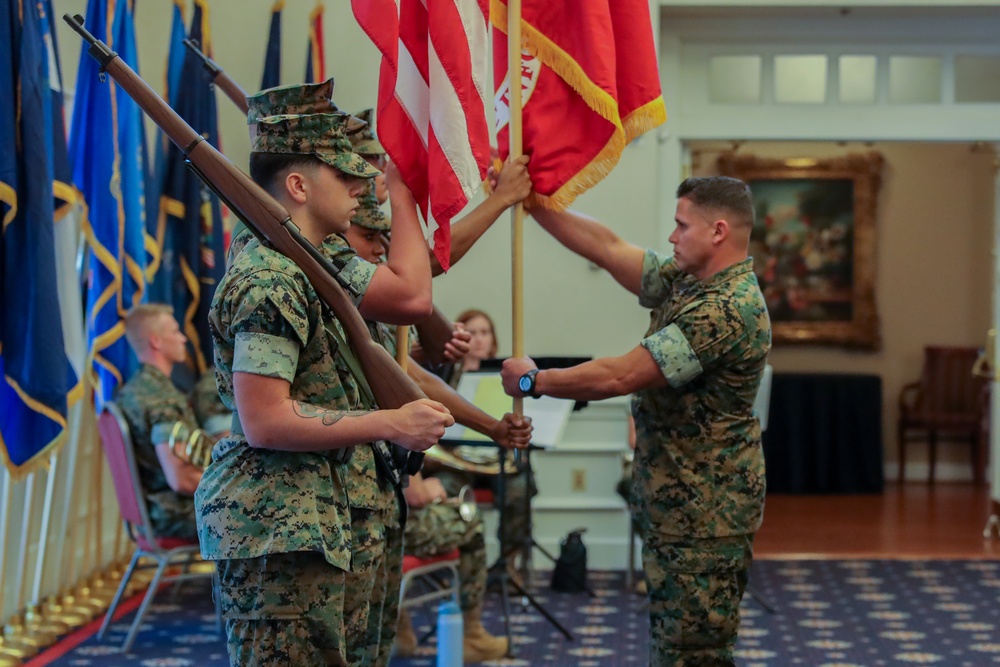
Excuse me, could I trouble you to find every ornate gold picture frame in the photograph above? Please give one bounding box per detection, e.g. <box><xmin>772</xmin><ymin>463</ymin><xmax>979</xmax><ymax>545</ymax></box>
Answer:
<box><xmin>717</xmin><ymin>151</ymin><xmax>883</xmax><ymax>349</ymax></box>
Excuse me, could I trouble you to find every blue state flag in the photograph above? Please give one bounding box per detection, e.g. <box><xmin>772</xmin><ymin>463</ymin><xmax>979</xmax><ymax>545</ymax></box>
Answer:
<box><xmin>70</xmin><ymin>0</ymin><xmax>149</xmax><ymax>408</ymax></box>
<box><xmin>0</xmin><ymin>0</ymin><xmax>78</xmax><ymax>475</ymax></box>
<box><xmin>261</xmin><ymin>0</ymin><xmax>283</xmax><ymax>89</ymax></box>
<box><xmin>145</xmin><ymin>0</ymin><xmax>187</xmax><ymax>275</ymax></box>
<box><xmin>147</xmin><ymin>0</ymin><xmax>224</xmax><ymax>378</ymax></box>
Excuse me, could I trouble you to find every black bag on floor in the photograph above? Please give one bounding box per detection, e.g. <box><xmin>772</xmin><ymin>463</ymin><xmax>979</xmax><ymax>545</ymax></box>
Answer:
<box><xmin>551</xmin><ymin>528</ymin><xmax>588</xmax><ymax>592</ymax></box>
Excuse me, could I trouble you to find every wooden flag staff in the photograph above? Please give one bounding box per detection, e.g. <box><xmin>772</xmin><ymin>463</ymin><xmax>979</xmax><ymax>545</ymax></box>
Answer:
<box><xmin>508</xmin><ymin>0</ymin><xmax>524</xmax><ymax>418</ymax></box>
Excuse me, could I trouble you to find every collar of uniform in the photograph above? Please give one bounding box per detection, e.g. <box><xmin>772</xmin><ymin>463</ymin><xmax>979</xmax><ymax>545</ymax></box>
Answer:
<box><xmin>701</xmin><ymin>257</ymin><xmax>754</xmax><ymax>288</ymax></box>
<box><xmin>139</xmin><ymin>363</ymin><xmax>173</xmax><ymax>385</ymax></box>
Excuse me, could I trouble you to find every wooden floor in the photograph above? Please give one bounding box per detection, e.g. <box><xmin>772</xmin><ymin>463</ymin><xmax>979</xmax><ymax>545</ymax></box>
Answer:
<box><xmin>754</xmin><ymin>482</ymin><xmax>1000</xmax><ymax>559</ymax></box>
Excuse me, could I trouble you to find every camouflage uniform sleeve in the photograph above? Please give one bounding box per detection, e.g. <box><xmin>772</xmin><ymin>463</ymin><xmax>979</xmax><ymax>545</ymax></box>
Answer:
<box><xmin>638</xmin><ymin>249</ymin><xmax>681</xmax><ymax>308</ymax></box>
<box><xmin>322</xmin><ymin>235</ymin><xmax>376</xmax><ymax>308</ymax></box>
<box><xmin>229</xmin><ymin>270</ymin><xmax>311</xmax><ymax>383</ymax></box>
<box><xmin>641</xmin><ymin>301</ymin><xmax>746</xmax><ymax>388</ymax></box>
<box><xmin>148</xmin><ymin>403</ymin><xmax>192</xmax><ymax>447</ymax></box>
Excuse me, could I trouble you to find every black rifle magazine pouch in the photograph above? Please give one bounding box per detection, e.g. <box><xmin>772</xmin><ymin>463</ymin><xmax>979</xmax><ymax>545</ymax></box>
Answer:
<box><xmin>551</xmin><ymin>528</ymin><xmax>588</xmax><ymax>593</ymax></box>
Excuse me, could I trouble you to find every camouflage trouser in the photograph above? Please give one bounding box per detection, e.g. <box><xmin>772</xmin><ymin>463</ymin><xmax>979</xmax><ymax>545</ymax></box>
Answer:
<box><xmin>369</xmin><ymin>496</ymin><xmax>405</xmax><ymax>667</ymax></box>
<box><xmin>641</xmin><ymin>532</ymin><xmax>753</xmax><ymax>667</ymax></box>
<box><xmin>217</xmin><ymin>506</ymin><xmax>393</xmax><ymax>667</ymax></box>
<box><xmin>404</xmin><ymin>500</ymin><xmax>487</xmax><ymax>612</ymax></box>
<box><xmin>433</xmin><ymin>467</ymin><xmax>536</xmax><ymax>555</ymax></box>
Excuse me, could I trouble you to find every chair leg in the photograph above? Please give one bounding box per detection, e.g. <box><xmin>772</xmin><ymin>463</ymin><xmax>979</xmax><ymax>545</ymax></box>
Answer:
<box><xmin>99</xmin><ymin>549</ymin><xmax>141</xmax><ymax>639</ymax></box>
<box><xmin>213</xmin><ymin>568</ymin><xmax>223</xmax><ymax>636</ymax></box>
<box><xmin>121</xmin><ymin>558</ymin><xmax>169</xmax><ymax>654</ymax></box>
<box><xmin>928</xmin><ymin>431</ymin><xmax>938</xmax><ymax>484</ymax></box>
<box><xmin>625</xmin><ymin>518</ymin><xmax>635</xmax><ymax>591</ymax></box>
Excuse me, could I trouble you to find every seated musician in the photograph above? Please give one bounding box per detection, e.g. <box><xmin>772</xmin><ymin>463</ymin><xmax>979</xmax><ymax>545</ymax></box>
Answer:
<box><xmin>428</xmin><ymin>308</ymin><xmax>538</xmax><ymax>573</ymax></box>
<box><xmin>116</xmin><ymin>303</ymin><xmax>206</xmax><ymax>541</ymax></box>
<box><xmin>396</xmin><ymin>474</ymin><xmax>509</xmax><ymax>662</ymax></box>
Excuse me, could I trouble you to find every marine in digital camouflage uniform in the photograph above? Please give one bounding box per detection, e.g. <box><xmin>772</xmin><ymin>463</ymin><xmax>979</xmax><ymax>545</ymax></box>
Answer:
<box><xmin>501</xmin><ymin>176</ymin><xmax>771</xmax><ymax>667</ymax></box>
<box><xmin>116</xmin><ymin>363</ymin><xmax>200</xmax><ymax>541</ymax></box>
<box><xmin>190</xmin><ymin>367</ymin><xmax>232</xmax><ymax>437</ymax></box>
<box><xmin>196</xmin><ymin>93</ymin><xmax>409</xmax><ymax>666</ymax></box>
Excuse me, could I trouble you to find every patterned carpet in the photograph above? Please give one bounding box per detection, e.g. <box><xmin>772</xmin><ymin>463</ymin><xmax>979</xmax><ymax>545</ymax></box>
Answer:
<box><xmin>30</xmin><ymin>560</ymin><xmax>1000</xmax><ymax>666</ymax></box>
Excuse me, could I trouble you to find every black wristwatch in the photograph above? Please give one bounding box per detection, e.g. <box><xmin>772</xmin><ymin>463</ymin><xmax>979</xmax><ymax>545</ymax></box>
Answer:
<box><xmin>518</xmin><ymin>369</ymin><xmax>541</xmax><ymax>398</ymax></box>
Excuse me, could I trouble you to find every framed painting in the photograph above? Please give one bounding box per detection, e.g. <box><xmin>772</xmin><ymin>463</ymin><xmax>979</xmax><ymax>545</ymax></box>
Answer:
<box><xmin>717</xmin><ymin>151</ymin><xmax>884</xmax><ymax>349</ymax></box>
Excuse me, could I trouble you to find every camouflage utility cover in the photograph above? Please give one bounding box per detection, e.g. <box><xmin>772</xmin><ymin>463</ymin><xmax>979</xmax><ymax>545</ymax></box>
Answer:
<box><xmin>115</xmin><ymin>364</ymin><xmax>199</xmax><ymax>540</ymax></box>
<box><xmin>632</xmin><ymin>252</ymin><xmax>771</xmax><ymax>540</ymax></box>
<box><xmin>197</xmin><ymin>235</ymin><xmax>390</xmax><ymax>569</ymax></box>
<box><xmin>349</xmin><ymin>108</ymin><xmax>385</xmax><ymax>155</ymax></box>
<box><xmin>246</xmin><ymin>78</ymin><xmax>362</xmax><ymax>134</ymax></box>
<box><xmin>252</xmin><ymin>113</ymin><xmax>382</xmax><ymax>179</ymax></box>
<box><xmin>351</xmin><ymin>181</ymin><xmax>389</xmax><ymax>231</ymax></box>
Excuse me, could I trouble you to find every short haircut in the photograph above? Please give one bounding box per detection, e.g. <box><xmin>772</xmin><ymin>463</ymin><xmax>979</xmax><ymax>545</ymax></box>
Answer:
<box><xmin>124</xmin><ymin>303</ymin><xmax>174</xmax><ymax>353</ymax></box>
<box><xmin>676</xmin><ymin>176</ymin><xmax>754</xmax><ymax>229</ymax></box>
<box><xmin>248</xmin><ymin>152</ymin><xmax>326</xmax><ymax>197</ymax></box>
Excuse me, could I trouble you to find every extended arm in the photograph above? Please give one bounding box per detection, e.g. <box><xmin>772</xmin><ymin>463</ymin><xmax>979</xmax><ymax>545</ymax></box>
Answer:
<box><xmin>430</xmin><ymin>155</ymin><xmax>532</xmax><ymax>276</ymax></box>
<box><xmin>233</xmin><ymin>371</ymin><xmax>453</xmax><ymax>452</ymax></box>
<box><xmin>361</xmin><ymin>164</ymin><xmax>433</xmax><ymax>323</ymax></box>
<box><xmin>531</xmin><ymin>207</ymin><xmax>646</xmax><ymax>296</ymax></box>
<box><xmin>501</xmin><ymin>346</ymin><xmax>667</xmax><ymax>402</ymax></box>
<box><xmin>408</xmin><ymin>361</ymin><xmax>531</xmax><ymax>449</ymax></box>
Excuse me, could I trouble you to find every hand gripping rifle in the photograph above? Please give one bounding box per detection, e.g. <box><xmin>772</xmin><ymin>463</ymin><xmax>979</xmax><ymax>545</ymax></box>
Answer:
<box><xmin>63</xmin><ymin>14</ymin><xmax>423</xmax><ymax>483</ymax></box>
<box><xmin>181</xmin><ymin>36</ymin><xmax>458</xmax><ymax>366</ymax></box>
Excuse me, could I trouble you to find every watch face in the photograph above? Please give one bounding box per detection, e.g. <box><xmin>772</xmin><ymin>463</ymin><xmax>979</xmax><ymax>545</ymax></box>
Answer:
<box><xmin>518</xmin><ymin>374</ymin><xmax>533</xmax><ymax>393</ymax></box>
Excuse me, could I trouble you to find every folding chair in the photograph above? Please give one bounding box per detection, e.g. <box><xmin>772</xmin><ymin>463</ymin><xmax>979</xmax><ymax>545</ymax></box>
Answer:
<box><xmin>96</xmin><ymin>402</ymin><xmax>220</xmax><ymax>653</ymax></box>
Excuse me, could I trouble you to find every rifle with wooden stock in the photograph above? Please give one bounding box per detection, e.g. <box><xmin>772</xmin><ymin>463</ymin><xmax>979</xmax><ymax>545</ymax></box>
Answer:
<box><xmin>63</xmin><ymin>14</ymin><xmax>424</xmax><ymax>480</ymax></box>
<box><xmin>181</xmin><ymin>36</ymin><xmax>458</xmax><ymax>366</ymax></box>
<box><xmin>182</xmin><ymin>38</ymin><xmax>249</xmax><ymax>114</ymax></box>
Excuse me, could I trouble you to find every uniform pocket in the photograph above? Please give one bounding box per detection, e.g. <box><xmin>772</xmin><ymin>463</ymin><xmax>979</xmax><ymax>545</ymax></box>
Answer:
<box><xmin>218</xmin><ymin>556</ymin><xmax>307</xmax><ymax>620</ymax></box>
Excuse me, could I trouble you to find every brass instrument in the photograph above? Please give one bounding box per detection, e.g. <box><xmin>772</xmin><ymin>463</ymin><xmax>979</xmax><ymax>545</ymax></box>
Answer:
<box><xmin>167</xmin><ymin>423</ymin><xmax>214</xmax><ymax>470</ymax></box>
<box><xmin>422</xmin><ymin>444</ymin><xmax>519</xmax><ymax>476</ymax></box>
<box><xmin>435</xmin><ymin>485</ymin><xmax>479</xmax><ymax>523</ymax></box>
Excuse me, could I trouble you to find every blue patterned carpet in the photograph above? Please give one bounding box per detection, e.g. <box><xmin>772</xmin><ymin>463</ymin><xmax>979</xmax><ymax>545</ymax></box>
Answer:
<box><xmin>34</xmin><ymin>560</ymin><xmax>1000</xmax><ymax>666</ymax></box>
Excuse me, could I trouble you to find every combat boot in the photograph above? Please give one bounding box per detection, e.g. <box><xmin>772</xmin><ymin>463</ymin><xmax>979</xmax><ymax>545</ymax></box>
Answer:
<box><xmin>462</xmin><ymin>609</ymin><xmax>508</xmax><ymax>663</ymax></box>
<box><xmin>394</xmin><ymin>608</ymin><xmax>418</xmax><ymax>657</ymax></box>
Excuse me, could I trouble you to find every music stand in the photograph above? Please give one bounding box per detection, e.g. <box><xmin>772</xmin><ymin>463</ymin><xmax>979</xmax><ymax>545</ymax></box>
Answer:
<box><xmin>440</xmin><ymin>363</ymin><xmax>584</xmax><ymax>651</ymax></box>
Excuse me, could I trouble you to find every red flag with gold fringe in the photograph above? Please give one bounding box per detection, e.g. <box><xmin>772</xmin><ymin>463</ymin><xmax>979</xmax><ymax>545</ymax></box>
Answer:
<box><xmin>492</xmin><ymin>0</ymin><xmax>666</xmax><ymax>211</ymax></box>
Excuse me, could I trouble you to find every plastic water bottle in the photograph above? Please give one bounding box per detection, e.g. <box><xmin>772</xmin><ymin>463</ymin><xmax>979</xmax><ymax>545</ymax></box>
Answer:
<box><xmin>436</xmin><ymin>599</ymin><xmax>463</xmax><ymax>667</ymax></box>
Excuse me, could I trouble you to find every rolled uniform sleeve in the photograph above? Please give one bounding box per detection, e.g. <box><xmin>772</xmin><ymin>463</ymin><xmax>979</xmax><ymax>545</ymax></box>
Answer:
<box><xmin>227</xmin><ymin>271</ymin><xmax>309</xmax><ymax>381</ymax></box>
<box><xmin>321</xmin><ymin>235</ymin><xmax>376</xmax><ymax>308</ymax></box>
<box><xmin>641</xmin><ymin>323</ymin><xmax>703</xmax><ymax>388</ymax></box>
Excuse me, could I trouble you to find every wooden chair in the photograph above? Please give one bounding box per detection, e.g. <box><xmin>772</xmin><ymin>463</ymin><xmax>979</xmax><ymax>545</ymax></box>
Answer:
<box><xmin>897</xmin><ymin>346</ymin><xmax>988</xmax><ymax>484</ymax></box>
<box><xmin>97</xmin><ymin>402</ymin><xmax>220</xmax><ymax>653</ymax></box>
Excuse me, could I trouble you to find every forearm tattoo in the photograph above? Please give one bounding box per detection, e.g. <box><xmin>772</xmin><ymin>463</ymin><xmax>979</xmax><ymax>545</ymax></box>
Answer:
<box><xmin>292</xmin><ymin>401</ymin><xmax>370</xmax><ymax>426</ymax></box>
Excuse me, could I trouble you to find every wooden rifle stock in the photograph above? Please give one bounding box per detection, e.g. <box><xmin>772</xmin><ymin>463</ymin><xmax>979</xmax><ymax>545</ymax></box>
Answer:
<box><xmin>182</xmin><ymin>39</ymin><xmax>249</xmax><ymax>115</ymax></box>
<box><xmin>63</xmin><ymin>14</ymin><xmax>424</xmax><ymax>412</ymax></box>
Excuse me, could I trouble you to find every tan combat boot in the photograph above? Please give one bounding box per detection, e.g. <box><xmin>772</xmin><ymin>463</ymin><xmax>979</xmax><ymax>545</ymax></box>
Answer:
<box><xmin>462</xmin><ymin>608</ymin><xmax>508</xmax><ymax>663</ymax></box>
<box><xmin>394</xmin><ymin>608</ymin><xmax>418</xmax><ymax>657</ymax></box>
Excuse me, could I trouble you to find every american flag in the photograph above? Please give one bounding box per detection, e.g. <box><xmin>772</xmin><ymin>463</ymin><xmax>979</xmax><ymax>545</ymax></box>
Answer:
<box><xmin>352</xmin><ymin>0</ymin><xmax>492</xmax><ymax>272</ymax></box>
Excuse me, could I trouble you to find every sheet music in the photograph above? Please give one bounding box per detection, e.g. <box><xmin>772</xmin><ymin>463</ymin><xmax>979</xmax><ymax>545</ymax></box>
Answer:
<box><xmin>441</xmin><ymin>372</ymin><xmax>574</xmax><ymax>448</ymax></box>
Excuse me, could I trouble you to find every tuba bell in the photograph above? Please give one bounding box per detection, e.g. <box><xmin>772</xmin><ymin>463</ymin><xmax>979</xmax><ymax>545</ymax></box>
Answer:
<box><xmin>422</xmin><ymin>443</ymin><xmax>519</xmax><ymax>476</ymax></box>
